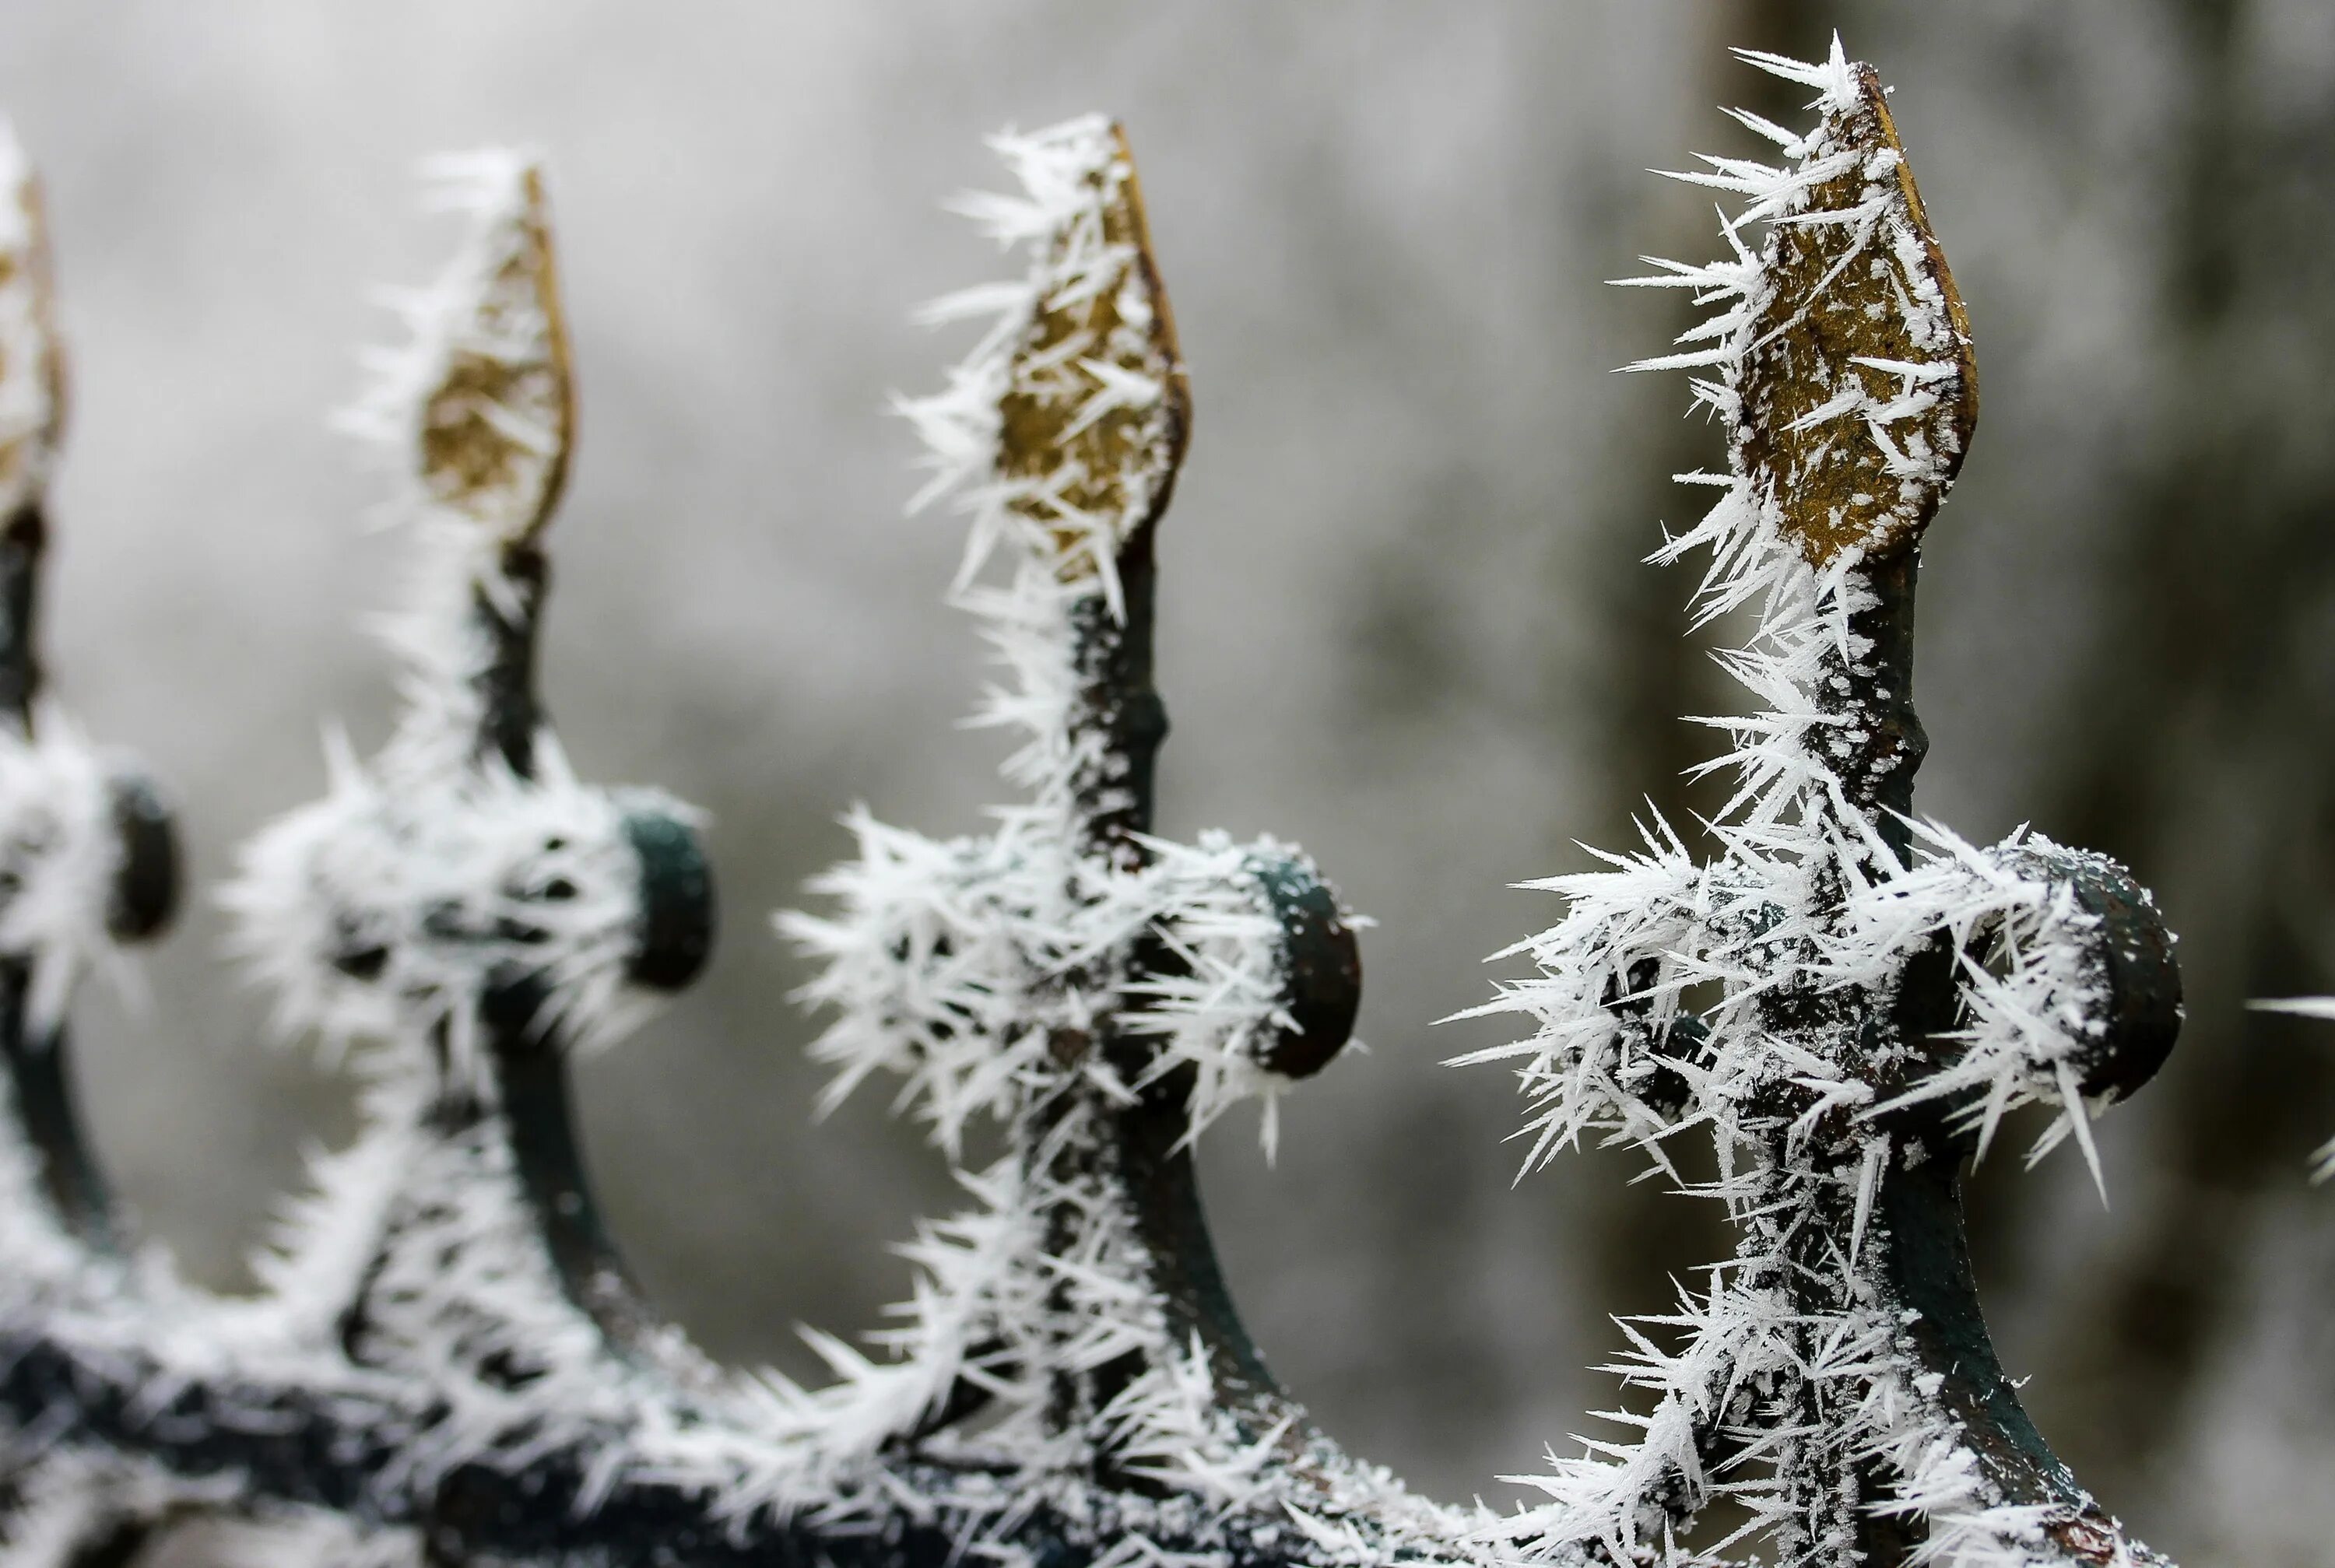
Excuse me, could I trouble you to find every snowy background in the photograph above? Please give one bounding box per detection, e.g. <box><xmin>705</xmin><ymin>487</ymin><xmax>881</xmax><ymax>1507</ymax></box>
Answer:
<box><xmin>4</xmin><ymin>2</ymin><xmax>2333</xmax><ymax>1563</ymax></box>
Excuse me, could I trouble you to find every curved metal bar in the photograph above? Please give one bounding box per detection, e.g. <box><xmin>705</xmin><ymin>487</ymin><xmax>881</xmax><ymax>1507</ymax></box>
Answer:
<box><xmin>1041</xmin><ymin>521</ymin><xmax>1371</xmax><ymax>1475</ymax></box>
<box><xmin>465</xmin><ymin>539</ymin><xmax>718</xmax><ymax>1365</ymax></box>
<box><xmin>483</xmin><ymin>974</ymin><xmax>669</xmax><ymax>1360</ymax></box>
<box><xmin>0</xmin><ymin>503</ymin><xmax>179</xmax><ymax>1259</ymax></box>
<box><xmin>0</xmin><ymin>970</ymin><xmax>118</xmax><ymax>1255</ymax></box>
<box><xmin>1876</xmin><ymin>1119</ymin><xmax>2145</xmax><ymax>1565</ymax></box>
<box><xmin>1859</xmin><ymin>833</ymin><xmax>2182</xmax><ymax>1564</ymax></box>
<box><xmin>0</xmin><ymin>1323</ymin><xmax>1354</xmax><ymax>1568</ymax></box>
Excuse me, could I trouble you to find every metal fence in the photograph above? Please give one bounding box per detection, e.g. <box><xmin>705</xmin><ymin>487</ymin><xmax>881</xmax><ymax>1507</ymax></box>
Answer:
<box><xmin>0</xmin><ymin>41</ymin><xmax>2200</xmax><ymax>1568</ymax></box>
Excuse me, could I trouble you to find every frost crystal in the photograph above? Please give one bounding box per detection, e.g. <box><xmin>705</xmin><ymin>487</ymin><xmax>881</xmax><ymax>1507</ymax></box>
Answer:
<box><xmin>1458</xmin><ymin>40</ymin><xmax>2176</xmax><ymax>1568</ymax></box>
<box><xmin>2245</xmin><ymin>995</ymin><xmax>2335</xmax><ymax>1179</ymax></box>
<box><xmin>225</xmin><ymin>152</ymin><xmax>674</xmax><ymax>1081</ymax></box>
<box><xmin>721</xmin><ymin>113</ymin><xmax>1480</xmax><ymax>1563</ymax></box>
<box><xmin>0</xmin><ymin>123</ymin><xmax>210</xmax><ymax>1566</ymax></box>
<box><xmin>0</xmin><ymin>127</ymin><xmax>170</xmax><ymax>1289</ymax></box>
<box><xmin>197</xmin><ymin>149</ymin><xmax>715</xmax><ymax>1539</ymax></box>
<box><xmin>0</xmin><ymin>69</ymin><xmax>2204</xmax><ymax>1568</ymax></box>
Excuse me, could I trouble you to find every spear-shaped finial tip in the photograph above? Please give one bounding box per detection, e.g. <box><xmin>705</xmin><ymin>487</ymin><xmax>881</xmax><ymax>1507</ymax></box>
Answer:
<box><xmin>1736</xmin><ymin>59</ymin><xmax>1979</xmax><ymax>564</ymax></box>
<box><xmin>992</xmin><ymin>118</ymin><xmax>1189</xmax><ymax>583</ymax></box>
<box><xmin>901</xmin><ymin>118</ymin><xmax>1192</xmax><ymax>601</ymax></box>
<box><xmin>372</xmin><ymin>149</ymin><xmax>574</xmax><ymax>547</ymax></box>
<box><xmin>0</xmin><ymin>120</ymin><xmax>65</xmax><ymax>523</ymax></box>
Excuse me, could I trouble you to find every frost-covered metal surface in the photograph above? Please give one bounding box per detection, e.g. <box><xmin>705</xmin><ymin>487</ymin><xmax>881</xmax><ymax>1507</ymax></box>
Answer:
<box><xmin>1458</xmin><ymin>40</ymin><xmax>2181</xmax><ymax>1568</ymax></box>
<box><xmin>0</xmin><ymin>44</ymin><xmax>2189</xmax><ymax>1568</ymax></box>
<box><xmin>0</xmin><ymin>117</ymin><xmax>184</xmax><ymax>1568</ymax></box>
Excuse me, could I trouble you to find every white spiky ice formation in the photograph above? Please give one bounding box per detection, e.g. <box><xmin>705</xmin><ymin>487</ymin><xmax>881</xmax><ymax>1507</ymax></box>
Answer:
<box><xmin>1458</xmin><ymin>40</ymin><xmax>2157</xmax><ymax>1568</ymax></box>
<box><xmin>338</xmin><ymin>147</ymin><xmax>571</xmax><ymax>783</ymax></box>
<box><xmin>785</xmin><ymin>820</ymin><xmax>1335</xmax><ymax>1161</ymax></box>
<box><xmin>0</xmin><ymin>710</ymin><xmax>143</xmax><ymax>1039</ymax></box>
<box><xmin>770</xmin><ymin>111</ymin><xmax>1308</xmax><ymax>1471</ymax></box>
<box><xmin>898</xmin><ymin>118</ymin><xmax>1179</xmax><ymax>602</ymax></box>
<box><xmin>0</xmin><ymin>127</ymin><xmax>141</xmax><ymax>1046</ymax></box>
<box><xmin>204</xmin><ymin>152</ymin><xmax>703</xmax><ymax>1498</ymax></box>
<box><xmin>0</xmin><ymin>718</ymin><xmax>152</xmax><ymax>1310</ymax></box>
<box><xmin>790</xmin><ymin>112</ymin><xmax>1336</xmax><ymax>1170</ymax></box>
<box><xmin>223</xmin><ymin>728</ymin><xmax>686</xmax><ymax>1075</ymax></box>
<box><xmin>707</xmin><ymin>115</ymin><xmax>1503</xmax><ymax>1563</ymax></box>
<box><xmin>0</xmin><ymin>128</ymin><xmax>178</xmax><ymax>1310</ymax></box>
<box><xmin>223</xmin><ymin>150</ymin><xmax>671</xmax><ymax>1082</ymax></box>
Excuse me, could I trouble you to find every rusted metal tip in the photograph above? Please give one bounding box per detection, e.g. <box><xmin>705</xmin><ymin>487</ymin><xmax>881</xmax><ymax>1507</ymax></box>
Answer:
<box><xmin>997</xmin><ymin>121</ymin><xmax>1190</xmax><ymax>584</ymax></box>
<box><xmin>418</xmin><ymin>161</ymin><xmax>574</xmax><ymax>546</ymax></box>
<box><xmin>0</xmin><ymin>143</ymin><xmax>66</xmax><ymax>524</ymax></box>
<box><xmin>1737</xmin><ymin>62</ymin><xmax>1978</xmax><ymax>566</ymax></box>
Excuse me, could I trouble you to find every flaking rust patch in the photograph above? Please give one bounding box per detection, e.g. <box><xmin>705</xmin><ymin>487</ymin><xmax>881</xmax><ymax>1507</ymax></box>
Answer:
<box><xmin>1737</xmin><ymin>65</ymin><xmax>1977</xmax><ymax>565</ymax></box>
<box><xmin>995</xmin><ymin>124</ymin><xmax>1189</xmax><ymax>581</ymax></box>
<box><xmin>418</xmin><ymin>164</ymin><xmax>574</xmax><ymax>543</ymax></box>
<box><xmin>0</xmin><ymin>143</ymin><xmax>65</xmax><ymax>520</ymax></box>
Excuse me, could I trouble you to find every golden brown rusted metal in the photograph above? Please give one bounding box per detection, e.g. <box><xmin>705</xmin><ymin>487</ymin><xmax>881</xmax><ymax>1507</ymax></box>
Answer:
<box><xmin>417</xmin><ymin>165</ymin><xmax>574</xmax><ymax>544</ymax></box>
<box><xmin>1736</xmin><ymin>65</ymin><xmax>1977</xmax><ymax>565</ymax></box>
<box><xmin>0</xmin><ymin>164</ymin><xmax>65</xmax><ymax>517</ymax></box>
<box><xmin>995</xmin><ymin>124</ymin><xmax>1189</xmax><ymax>580</ymax></box>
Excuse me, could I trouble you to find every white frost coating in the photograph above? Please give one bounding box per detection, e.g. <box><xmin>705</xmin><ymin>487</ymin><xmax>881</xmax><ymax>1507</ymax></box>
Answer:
<box><xmin>783</xmin><ymin>820</ymin><xmax>1325</xmax><ymax>1160</ymax></box>
<box><xmin>223</xmin><ymin>728</ymin><xmax>689</xmax><ymax>1080</ymax></box>
<box><xmin>0</xmin><ymin>1454</ymin><xmax>219</xmax><ymax>1568</ymax></box>
<box><xmin>336</xmin><ymin>146</ymin><xmax>568</xmax><ymax>784</ymax></box>
<box><xmin>1458</xmin><ymin>40</ymin><xmax>2152</xmax><ymax>1568</ymax></box>
<box><xmin>1844</xmin><ymin>823</ymin><xmax>2132</xmax><ymax>1185</ymax></box>
<box><xmin>200</xmin><ymin>1510</ymin><xmax>426</xmax><ymax>1568</ymax></box>
<box><xmin>0</xmin><ymin>707</ymin><xmax>141</xmax><ymax>1037</ymax></box>
<box><xmin>195</xmin><ymin>147</ymin><xmax>701</xmax><ymax>1518</ymax></box>
<box><xmin>686</xmin><ymin>114</ymin><xmax>1488</xmax><ymax>1565</ymax></box>
<box><xmin>1120</xmin><ymin>832</ymin><xmax>1349</xmax><ymax>1159</ymax></box>
<box><xmin>788</xmin><ymin>113</ymin><xmax>1318</xmax><ymax>1157</ymax></box>
<box><xmin>897</xmin><ymin>114</ymin><xmax>1175</xmax><ymax>598</ymax></box>
<box><xmin>221</xmin><ymin>149</ymin><xmax>669</xmax><ymax>1085</ymax></box>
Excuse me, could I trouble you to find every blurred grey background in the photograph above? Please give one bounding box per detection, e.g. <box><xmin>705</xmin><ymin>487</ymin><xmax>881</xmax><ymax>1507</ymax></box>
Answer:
<box><xmin>3</xmin><ymin>2</ymin><xmax>2333</xmax><ymax>1563</ymax></box>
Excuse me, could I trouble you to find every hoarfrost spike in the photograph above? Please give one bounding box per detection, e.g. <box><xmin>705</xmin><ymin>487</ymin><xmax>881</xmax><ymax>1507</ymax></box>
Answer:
<box><xmin>1734</xmin><ymin>61</ymin><xmax>1976</xmax><ymax>564</ymax></box>
<box><xmin>217</xmin><ymin>149</ymin><xmax>718</xmax><ymax>1503</ymax></box>
<box><xmin>2245</xmin><ymin>996</ymin><xmax>2335</xmax><ymax>1178</ymax></box>
<box><xmin>993</xmin><ymin>123</ymin><xmax>1186</xmax><ymax>586</ymax></box>
<box><xmin>1466</xmin><ymin>41</ymin><xmax>2179</xmax><ymax>1568</ymax></box>
<box><xmin>0</xmin><ymin>121</ymin><xmax>184</xmax><ymax>1568</ymax></box>
<box><xmin>901</xmin><ymin>116</ymin><xmax>1189</xmax><ymax>609</ymax></box>
<box><xmin>759</xmin><ymin>115</ymin><xmax>1526</xmax><ymax>1563</ymax></box>
<box><xmin>0</xmin><ymin>64</ymin><xmax>2223</xmax><ymax>1568</ymax></box>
